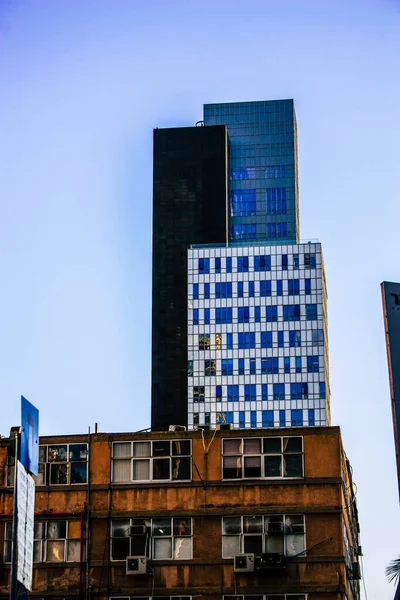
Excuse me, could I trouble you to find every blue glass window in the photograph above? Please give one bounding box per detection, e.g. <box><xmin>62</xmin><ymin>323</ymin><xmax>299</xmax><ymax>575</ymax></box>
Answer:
<box><xmin>215</xmin><ymin>282</ymin><xmax>232</xmax><ymax>298</ymax></box>
<box><xmin>193</xmin><ymin>309</ymin><xmax>199</xmax><ymax>325</ymax></box>
<box><xmin>238</xmin><ymin>332</ymin><xmax>256</xmax><ymax>349</ymax></box>
<box><xmin>260</xmin><ymin>280</ymin><xmax>271</xmax><ymax>297</ymax></box>
<box><xmin>255</xmin><ymin>306</ymin><xmax>261</xmax><ymax>323</ymax></box>
<box><xmin>204</xmin><ymin>308</ymin><xmax>210</xmax><ymax>325</ymax></box>
<box><xmin>279</xmin><ymin>410</ymin><xmax>286</xmax><ymax>427</ymax></box>
<box><xmin>312</xmin><ymin>329</ymin><xmax>324</xmax><ymax>345</ymax></box>
<box><xmin>237</xmin><ymin>281</ymin><xmax>244</xmax><ymax>298</ymax></box>
<box><xmin>226</xmin><ymin>333</ymin><xmax>233</xmax><ymax>350</ymax></box>
<box><xmin>222</xmin><ymin>359</ymin><xmax>233</xmax><ymax>376</ymax></box>
<box><xmin>238</xmin><ymin>307</ymin><xmax>250</xmax><ymax>323</ymax></box>
<box><xmin>305</xmin><ymin>278</ymin><xmax>311</xmax><ymax>295</ymax></box>
<box><xmin>249</xmin><ymin>280</ymin><xmax>255</xmax><ymax>297</ymax></box>
<box><xmin>289</xmin><ymin>330</ymin><xmax>301</xmax><ymax>347</ymax></box>
<box><xmin>216</xmin><ymin>308</ymin><xmax>232</xmax><ymax>324</ymax></box>
<box><xmin>215</xmin><ymin>257</ymin><xmax>221</xmax><ymax>273</ymax></box>
<box><xmin>231</xmin><ymin>167</ymin><xmax>256</xmax><ymax>180</ymax></box>
<box><xmin>232</xmin><ymin>223</ymin><xmax>257</xmax><ymax>240</ymax></box>
<box><xmin>308</xmin><ymin>409</ymin><xmax>315</xmax><ymax>426</ymax></box>
<box><xmin>266</xmin><ymin>165</ymin><xmax>286</xmax><ymax>178</ymax></box>
<box><xmin>276</xmin><ymin>280</ymin><xmax>283</xmax><ymax>296</ymax></box>
<box><xmin>254</xmin><ymin>255</ymin><xmax>271</xmax><ymax>272</ymax></box>
<box><xmin>290</xmin><ymin>383</ymin><xmax>308</xmax><ymax>400</ymax></box>
<box><xmin>288</xmin><ymin>279</ymin><xmax>300</xmax><ymax>295</ymax></box>
<box><xmin>245</xmin><ymin>384</ymin><xmax>256</xmax><ymax>401</ymax></box>
<box><xmin>306</xmin><ymin>304</ymin><xmax>318</xmax><ymax>320</ymax></box>
<box><xmin>227</xmin><ymin>385</ymin><xmax>239</xmax><ymax>402</ymax></box>
<box><xmin>266</xmin><ymin>187</ymin><xmax>287</xmax><ymax>214</ymax></box>
<box><xmin>291</xmin><ymin>409</ymin><xmax>303</xmax><ymax>427</ymax></box>
<box><xmin>307</xmin><ymin>355</ymin><xmax>319</xmax><ymax>373</ymax></box>
<box><xmin>320</xmin><ymin>382</ymin><xmax>326</xmax><ymax>399</ymax></box>
<box><xmin>231</xmin><ymin>189</ymin><xmax>256</xmax><ymax>216</ymax></box>
<box><xmin>237</xmin><ymin>256</ymin><xmax>249</xmax><ymax>272</ymax></box>
<box><xmin>304</xmin><ymin>253</ymin><xmax>316</xmax><ymax>268</ymax></box>
<box><xmin>295</xmin><ymin>356</ymin><xmax>302</xmax><ymax>373</ymax></box>
<box><xmin>278</xmin><ymin>331</ymin><xmax>284</xmax><ymax>348</ymax></box>
<box><xmin>284</xmin><ymin>357</ymin><xmax>290</xmax><ymax>374</ymax></box>
<box><xmin>226</xmin><ymin>257</ymin><xmax>232</xmax><ymax>273</ymax></box>
<box><xmin>198</xmin><ymin>258</ymin><xmax>210</xmax><ymax>274</ymax></box>
<box><xmin>283</xmin><ymin>305</ymin><xmax>300</xmax><ymax>322</ymax></box>
<box><xmin>293</xmin><ymin>254</ymin><xmax>299</xmax><ymax>268</ymax></box>
<box><xmin>239</xmin><ymin>411</ymin><xmax>245</xmax><ymax>428</ymax></box>
<box><xmin>204</xmin><ymin>283</ymin><xmax>210</xmax><ymax>300</ymax></box>
<box><xmin>273</xmin><ymin>383</ymin><xmax>285</xmax><ymax>400</ymax></box>
<box><xmin>266</xmin><ymin>222</ymin><xmax>287</xmax><ymax>239</ymax></box>
<box><xmin>266</xmin><ymin>357</ymin><xmax>279</xmax><ymax>375</ymax></box>
<box><xmin>250</xmin><ymin>411</ymin><xmax>257</xmax><ymax>428</ymax></box>
<box><xmin>193</xmin><ymin>283</ymin><xmax>199</xmax><ymax>299</ymax></box>
<box><xmin>261</xmin><ymin>331</ymin><xmax>272</xmax><ymax>348</ymax></box>
<box><xmin>217</xmin><ymin>411</ymin><xmax>234</xmax><ymax>424</ymax></box>
<box><xmin>250</xmin><ymin>358</ymin><xmax>256</xmax><ymax>375</ymax></box>
<box><xmin>239</xmin><ymin>358</ymin><xmax>245</xmax><ymax>375</ymax></box>
<box><xmin>216</xmin><ymin>385</ymin><xmax>222</xmax><ymax>401</ymax></box>
<box><xmin>282</xmin><ymin>254</ymin><xmax>288</xmax><ymax>270</ymax></box>
<box><xmin>262</xmin><ymin>410</ymin><xmax>274</xmax><ymax>427</ymax></box>
<box><xmin>262</xmin><ymin>383</ymin><xmax>268</xmax><ymax>401</ymax></box>
<box><xmin>266</xmin><ymin>306</ymin><xmax>278</xmax><ymax>322</ymax></box>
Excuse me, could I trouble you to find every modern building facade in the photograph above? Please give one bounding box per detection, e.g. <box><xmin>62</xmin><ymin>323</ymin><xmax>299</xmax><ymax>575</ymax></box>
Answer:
<box><xmin>187</xmin><ymin>242</ymin><xmax>329</xmax><ymax>430</ymax></box>
<box><xmin>0</xmin><ymin>426</ymin><xmax>361</xmax><ymax>599</ymax></box>
<box><xmin>381</xmin><ymin>281</ymin><xmax>400</xmax><ymax>497</ymax></box>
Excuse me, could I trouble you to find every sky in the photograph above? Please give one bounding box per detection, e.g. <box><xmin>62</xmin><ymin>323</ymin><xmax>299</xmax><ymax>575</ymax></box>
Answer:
<box><xmin>0</xmin><ymin>0</ymin><xmax>399</xmax><ymax>597</ymax></box>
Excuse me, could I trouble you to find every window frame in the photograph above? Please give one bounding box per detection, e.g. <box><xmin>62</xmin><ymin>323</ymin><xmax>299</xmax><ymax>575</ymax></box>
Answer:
<box><xmin>32</xmin><ymin>443</ymin><xmax>89</xmax><ymax>487</ymax></box>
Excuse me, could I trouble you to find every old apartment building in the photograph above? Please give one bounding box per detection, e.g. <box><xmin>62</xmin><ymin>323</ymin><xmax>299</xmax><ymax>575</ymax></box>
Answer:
<box><xmin>0</xmin><ymin>426</ymin><xmax>361</xmax><ymax>599</ymax></box>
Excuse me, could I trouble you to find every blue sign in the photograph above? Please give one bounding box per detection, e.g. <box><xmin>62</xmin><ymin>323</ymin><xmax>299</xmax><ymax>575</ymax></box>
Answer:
<box><xmin>20</xmin><ymin>396</ymin><xmax>39</xmax><ymax>476</ymax></box>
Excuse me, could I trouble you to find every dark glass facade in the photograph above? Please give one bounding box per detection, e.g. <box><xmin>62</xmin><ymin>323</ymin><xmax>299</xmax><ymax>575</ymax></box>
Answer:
<box><xmin>152</xmin><ymin>125</ymin><xmax>228</xmax><ymax>431</ymax></box>
<box><xmin>204</xmin><ymin>100</ymin><xmax>299</xmax><ymax>245</ymax></box>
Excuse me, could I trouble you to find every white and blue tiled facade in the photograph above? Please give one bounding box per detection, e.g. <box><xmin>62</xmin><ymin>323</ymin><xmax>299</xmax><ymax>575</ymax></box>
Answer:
<box><xmin>187</xmin><ymin>243</ymin><xmax>329</xmax><ymax>430</ymax></box>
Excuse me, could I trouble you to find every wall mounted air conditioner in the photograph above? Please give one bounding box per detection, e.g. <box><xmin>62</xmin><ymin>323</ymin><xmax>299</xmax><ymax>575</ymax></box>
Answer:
<box><xmin>217</xmin><ymin>423</ymin><xmax>233</xmax><ymax>431</ymax></box>
<box><xmin>234</xmin><ymin>553</ymin><xmax>255</xmax><ymax>572</ymax></box>
<box><xmin>169</xmin><ymin>425</ymin><xmax>187</xmax><ymax>432</ymax></box>
<box><xmin>126</xmin><ymin>556</ymin><xmax>147</xmax><ymax>575</ymax></box>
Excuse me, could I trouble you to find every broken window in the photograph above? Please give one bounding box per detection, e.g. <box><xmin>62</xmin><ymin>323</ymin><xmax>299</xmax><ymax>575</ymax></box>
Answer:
<box><xmin>205</xmin><ymin>360</ymin><xmax>216</xmax><ymax>376</ymax></box>
<box><xmin>199</xmin><ymin>334</ymin><xmax>210</xmax><ymax>350</ymax></box>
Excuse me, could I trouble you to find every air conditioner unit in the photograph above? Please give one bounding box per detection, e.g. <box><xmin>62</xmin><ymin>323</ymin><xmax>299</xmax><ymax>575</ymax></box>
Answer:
<box><xmin>256</xmin><ymin>553</ymin><xmax>286</xmax><ymax>569</ymax></box>
<box><xmin>234</xmin><ymin>554</ymin><xmax>255</xmax><ymax>573</ymax></box>
<box><xmin>168</xmin><ymin>425</ymin><xmax>187</xmax><ymax>432</ymax></box>
<box><xmin>126</xmin><ymin>556</ymin><xmax>147</xmax><ymax>575</ymax></box>
<box><xmin>217</xmin><ymin>423</ymin><xmax>233</xmax><ymax>431</ymax></box>
<box><xmin>267</xmin><ymin>521</ymin><xmax>283</xmax><ymax>533</ymax></box>
<box><xmin>129</xmin><ymin>525</ymin><xmax>147</xmax><ymax>536</ymax></box>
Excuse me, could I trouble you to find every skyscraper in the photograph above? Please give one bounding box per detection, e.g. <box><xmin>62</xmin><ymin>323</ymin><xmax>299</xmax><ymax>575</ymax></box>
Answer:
<box><xmin>152</xmin><ymin>99</ymin><xmax>330</xmax><ymax>431</ymax></box>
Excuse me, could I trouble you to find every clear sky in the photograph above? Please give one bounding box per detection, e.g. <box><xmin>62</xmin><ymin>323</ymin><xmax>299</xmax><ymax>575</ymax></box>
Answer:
<box><xmin>0</xmin><ymin>0</ymin><xmax>399</xmax><ymax>596</ymax></box>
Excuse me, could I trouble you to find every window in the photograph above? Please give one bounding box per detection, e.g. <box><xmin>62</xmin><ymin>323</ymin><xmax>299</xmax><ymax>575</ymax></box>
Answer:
<box><xmin>293</xmin><ymin>254</ymin><xmax>299</xmax><ymax>268</ymax></box>
<box><xmin>222</xmin><ymin>436</ymin><xmax>304</xmax><ymax>480</ymax></box>
<box><xmin>237</xmin><ymin>281</ymin><xmax>244</xmax><ymax>298</ymax></box>
<box><xmin>224</xmin><ymin>596</ymin><xmax>306</xmax><ymax>600</ymax></box>
<box><xmin>232</xmin><ymin>223</ymin><xmax>257</xmax><ymax>239</ymax></box>
<box><xmin>273</xmin><ymin>383</ymin><xmax>285</xmax><ymax>400</ymax></box>
<box><xmin>226</xmin><ymin>257</ymin><xmax>232</xmax><ymax>273</ymax></box>
<box><xmin>304</xmin><ymin>253</ymin><xmax>316</xmax><ymax>268</ymax></box>
<box><xmin>111</xmin><ymin>517</ymin><xmax>192</xmax><ymax>561</ymax></box>
<box><xmin>248</xmin><ymin>280</ymin><xmax>255</xmax><ymax>297</ymax></box>
<box><xmin>289</xmin><ymin>330</ymin><xmax>301</xmax><ymax>347</ymax></box>
<box><xmin>216</xmin><ymin>308</ymin><xmax>232</xmax><ymax>324</ymax></box>
<box><xmin>193</xmin><ymin>309</ymin><xmax>199</xmax><ymax>326</ymax></box>
<box><xmin>231</xmin><ymin>167</ymin><xmax>256</xmax><ymax>180</ymax></box>
<box><xmin>320</xmin><ymin>382</ymin><xmax>326</xmax><ymax>399</ymax></box>
<box><xmin>255</xmin><ymin>306</ymin><xmax>261</xmax><ymax>322</ymax></box>
<box><xmin>263</xmin><ymin>357</ymin><xmax>278</xmax><ymax>375</ymax></box>
<box><xmin>204</xmin><ymin>282</ymin><xmax>210</xmax><ymax>300</ymax></box>
<box><xmin>112</xmin><ymin>440</ymin><xmax>191</xmax><ymax>483</ymax></box>
<box><xmin>266</xmin><ymin>222</ymin><xmax>287</xmax><ymax>238</ymax></box>
<box><xmin>205</xmin><ymin>360</ymin><xmax>216</xmax><ymax>376</ymax></box>
<box><xmin>283</xmin><ymin>305</ymin><xmax>300</xmax><ymax>322</ymax></box>
<box><xmin>110</xmin><ymin>597</ymin><xmax>192</xmax><ymax>600</ymax></box>
<box><xmin>231</xmin><ymin>189</ymin><xmax>256</xmax><ymax>216</ymax></box>
<box><xmin>261</xmin><ymin>331</ymin><xmax>272</xmax><ymax>348</ymax></box>
<box><xmin>266</xmin><ymin>187</ymin><xmax>287</xmax><ymax>214</ymax></box>
<box><xmin>216</xmin><ymin>333</ymin><xmax>222</xmax><ymax>349</ymax></box>
<box><xmin>216</xmin><ymin>385</ymin><xmax>222</xmax><ymax>401</ymax></box>
<box><xmin>278</xmin><ymin>331</ymin><xmax>284</xmax><ymax>348</ymax></box>
<box><xmin>266</xmin><ymin>306</ymin><xmax>277</xmax><ymax>322</ymax></box>
<box><xmin>239</xmin><ymin>412</ymin><xmax>245</xmax><ymax>428</ymax></box>
<box><xmin>226</xmin><ymin>333</ymin><xmax>233</xmax><ymax>350</ymax></box>
<box><xmin>265</xmin><ymin>164</ymin><xmax>286</xmax><ymax>178</ymax></box>
<box><xmin>262</xmin><ymin>410</ymin><xmax>274</xmax><ymax>427</ymax></box>
<box><xmin>306</xmin><ymin>304</ymin><xmax>318</xmax><ymax>320</ymax></box>
<box><xmin>250</xmin><ymin>358</ymin><xmax>256</xmax><ymax>375</ymax></box>
<box><xmin>244</xmin><ymin>384</ymin><xmax>256</xmax><ymax>401</ymax></box>
<box><xmin>193</xmin><ymin>387</ymin><xmax>205</xmax><ymax>402</ymax></box>
<box><xmin>222</xmin><ymin>359</ymin><xmax>233</xmax><ymax>376</ymax></box>
<box><xmin>254</xmin><ymin>255</ymin><xmax>271</xmax><ymax>272</ymax></box>
<box><xmin>305</xmin><ymin>278</ymin><xmax>311</xmax><ymax>294</ymax></box>
<box><xmin>279</xmin><ymin>410</ymin><xmax>286</xmax><ymax>427</ymax></box>
<box><xmin>237</xmin><ymin>256</ymin><xmax>249</xmax><ymax>272</ymax></box>
<box><xmin>199</xmin><ymin>334</ymin><xmax>210</xmax><ymax>350</ymax></box>
<box><xmin>291</xmin><ymin>409</ymin><xmax>303</xmax><ymax>427</ymax></box>
<box><xmin>217</xmin><ymin>411</ymin><xmax>233</xmax><ymax>425</ymax></box>
<box><xmin>307</xmin><ymin>355</ymin><xmax>319</xmax><ymax>373</ymax></box>
<box><xmin>250</xmin><ymin>411</ymin><xmax>257</xmax><ymax>428</ymax></box>
<box><xmin>238</xmin><ymin>306</ymin><xmax>250</xmax><ymax>323</ymax></box>
<box><xmin>262</xmin><ymin>384</ymin><xmax>268</xmax><ymax>401</ymax></box>
<box><xmin>227</xmin><ymin>385</ymin><xmax>239</xmax><ymax>402</ymax></box>
<box><xmin>204</xmin><ymin>308</ymin><xmax>210</xmax><ymax>325</ymax></box>
<box><xmin>290</xmin><ymin>383</ymin><xmax>308</xmax><ymax>400</ymax></box>
<box><xmin>215</xmin><ymin>257</ymin><xmax>221</xmax><ymax>273</ymax></box>
<box><xmin>288</xmin><ymin>279</ymin><xmax>300</xmax><ymax>295</ymax></box>
<box><xmin>312</xmin><ymin>329</ymin><xmax>324</xmax><ymax>345</ymax></box>
<box><xmin>276</xmin><ymin>279</ymin><xmax>283</xmax><ymax>296</ymax></box>
<box><xmin>282</xmin><ymin>254</ymin><xmax>288</xmax><ymax>270</ymax></box>
<box><xmin>34</xmin><ymin>444</ymin><xmax>88</xmax><ymax>486</ymax></box>
<box><xmin>239</xmin><ymin>358</ymin><xmax>245</xmax><ymax>375</ymax></box>
<box><xmin>192</xmin><ymin>283</ymin><xmax>199</xmax><ymax>300</ymax></box>
<box><xmin>260</xmin><ymin>280</ymin><xmax>271</xmax><ymax>297</ymax></box>
<box><xmin>295</xmin><ymin>356</ymin><xmax>302</xmax><ymax>373</ymax></box>
<box><xmin>198</xmin><ymin>258</ymin><xmax>210</xmax><ymax>274</ymax></box>
<box><xmin>238</xmin><ymin>332</ymin><xmax>255</xmax><ymax>349</ymax></box>
<box><xmin>308</xmin><ymin>409</ymin><xmax>315</xmax><ymax>426</ymax></box>
<box><xmin>215</xmin><ymin>282</ymin><xmax>232</xmax><ymax>298</ymax></box>
<box><xmin>284</xmin><ymin>357</ymin><xmax>290</xmax><ymax>374</ymax></box>
<box><xmin>222</xmin><ymin>514</ymin><xmax>305</xmax><ymax>558</ymax></box>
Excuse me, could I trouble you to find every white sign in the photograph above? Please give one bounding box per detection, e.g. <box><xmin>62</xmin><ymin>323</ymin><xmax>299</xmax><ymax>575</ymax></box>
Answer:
<box><xmin>17</xmin><ymin>460</ymin><xmax>35</xmax><ymax>591</ymax></box>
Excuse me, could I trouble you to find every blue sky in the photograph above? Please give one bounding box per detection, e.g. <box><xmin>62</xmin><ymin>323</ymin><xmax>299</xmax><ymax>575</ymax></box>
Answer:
<box><xmin>1</xmin><ymin>0</ymin><xmax>400</xmax><ymax>596</ymax></box>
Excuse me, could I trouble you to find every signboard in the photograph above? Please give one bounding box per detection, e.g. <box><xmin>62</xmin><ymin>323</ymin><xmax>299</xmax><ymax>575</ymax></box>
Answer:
<box><xmin>16</xmin><ymin>460</ymin><xmax>35</xmax><ymax>591</ymax></box>
<box><xmin>20</xmin><ymin>396</ymin><xmax>39</xmax><ymax>475</ymax></box>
